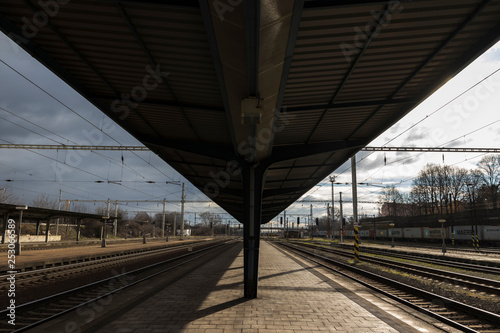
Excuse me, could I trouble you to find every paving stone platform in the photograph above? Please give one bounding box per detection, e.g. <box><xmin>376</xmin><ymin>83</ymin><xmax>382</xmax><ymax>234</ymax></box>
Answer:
<box><xmin>90</xmin><ymin>241</ymin><xmax>459</xmax><ymax>333</ymax></box>
<box><xmin>0</xmin><ymin>237</ymin><xmax>212</xmax><ymax>272</ymax></box>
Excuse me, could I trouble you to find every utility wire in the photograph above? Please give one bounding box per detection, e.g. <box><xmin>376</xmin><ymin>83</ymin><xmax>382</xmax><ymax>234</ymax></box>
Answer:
<box><xmin>0</xmin><ymin>106</ymin><xmax>172</xmax><ymax>195</ymax></box>
<box><xmin>334</xmin><ymin>67</ymin><xmax>500</xmax><ymax>177</ymax></box>
<box><xmin>0</xmin><ymin>59</ymin><xmax>180</xmax><ymax>197</ymax></box>
<box><xmin>0</xmin><ymin>58</ymin><xmax>178</xmax><ymax>184</ymax></box>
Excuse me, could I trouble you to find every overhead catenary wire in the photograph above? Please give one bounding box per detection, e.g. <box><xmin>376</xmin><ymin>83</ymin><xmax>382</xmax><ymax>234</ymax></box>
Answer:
<box><xmin>0</xmin><ymin>106</ymin><xmax>172</xmax><ymax>195</ymax></box>
<box><xmin>333</xmin><ymin>66</ymin><xmax>500</xmax><ymax>178</ymax></box>
<box><xmin>0</xmin><ymin>61</ymin><xmax>183</xmax><ymax>199</ymax></box>
<box><xmin>0</xmin><ymin>58</ymin><xmax>178</xmax><ymax>185</ymax></box>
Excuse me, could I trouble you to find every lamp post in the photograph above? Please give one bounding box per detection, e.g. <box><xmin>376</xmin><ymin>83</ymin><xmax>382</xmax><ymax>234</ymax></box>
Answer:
<box><xmin>166</xmin><ymin>181</ymin><xmax>184</xmax><ymax>240</ymax></box>
<box><xmin>15</xmin><ymin>206</ymin><xmax>28</xmax><ymax>255</ymax></box>
<box><xmin>438</xmin><ymin>219</ymin><xmax>446</xmax><ymax>255</ymax></box>
<box><xmin>180</xmin><ymin>183</ymin><xmax>185</xmax><ymax>240</ymax></box>
<box><xmin>125</xmin><ymin>224</ymin><xmax>129</xmax><ymax>239</ymax></box>
<box><xmin>466</xmin><ymin>183</ymin><xmax>479</xmax><ymax>251</ymax></box>
<box><xmin>389</xmin><ymin>223</ymin><xmax>395</xmax><ymax>248</ymax></box>
<box><xmin>329</xmin><ymin>175</ymin><xmax>336</xmax><ymax>240</ymax></box>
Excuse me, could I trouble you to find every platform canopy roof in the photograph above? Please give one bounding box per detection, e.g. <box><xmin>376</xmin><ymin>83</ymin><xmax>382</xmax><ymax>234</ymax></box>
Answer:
<box><xmin>1</xmin><ymin>0</ymin><xmax>500</xmax><ymax>223</ymax></box>
<box><xmin>0</xmin><ymin>203</ymin><xmax>103</xmax><ymax>221</ymax></box>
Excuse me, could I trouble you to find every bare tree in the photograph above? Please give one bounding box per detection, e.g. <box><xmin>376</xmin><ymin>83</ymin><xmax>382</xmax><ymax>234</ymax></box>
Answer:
<box><xmin>0</xmin><ymin>187</ymin><xmax>20</xmax><ymax>204</ymax></box>
<box><xmin>447</xmin><ymin>166</ymin><xmax>469</xmax><ymax>212</ymax></box>
<box><xmin>379</xmin><ymin>185</ymin><xmax>404</xmax><ymax>216</ymax></box>
<box><xmin>410</xmin><ymin>164</ymin><xmax>471</xmax><ymax>215</ymax></box>
<box><xmin>198</xmin><ymin>212</ymin><xmax>223</xmax><ymax>227</ymax></box>
<box><xmin>31</xmin><ymin>193</ymin><xmax>58</xmax><ymax>209</ymax></box>
<box><xmin>476</xmin><ymin>155</ymin><xmax>500</xmax><ymax>208</ymax></box>
<box><xmin>133</xmin><ymin>211</ymin><xmax>152</xmax><ymax>222</ymax></box>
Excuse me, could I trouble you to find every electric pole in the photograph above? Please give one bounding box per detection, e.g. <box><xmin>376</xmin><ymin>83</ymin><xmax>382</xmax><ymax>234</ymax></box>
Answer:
<box><xmin>114</xmin><ymin>201</ymin><xmax>118</xmax><ymax>236</ymax></box>
<box><xmin>180</xmin><ymin>183</ymin><xmax>185</xmax><ymax>240</ymax></box>
<box><xmin>330</xmin><ymin>175</ymin><xmax>336</xmax><ymax>240</ymax></box>
<box><xmin>339</xmin><ymin>192</ymin><xmax>343</xmax><ymax>242</ymax></box>
<box><xmin>310</xmin><ymin>204</ymin><xmax>313</xmax><ymax>238</ymax></box>
<box><xmin>56</xmin><ymin>189</ymin><xmax>62</xmax><ymax>236</ymax></box>
<box><xmin>351</xmin><ymin>156</ymin><xmax>358</xmax><ymax>227</ymax></box>
<box><xmin>161</xmin><ymin>198</ymin><xmax>166</xmax><ymax>238</ymax></box>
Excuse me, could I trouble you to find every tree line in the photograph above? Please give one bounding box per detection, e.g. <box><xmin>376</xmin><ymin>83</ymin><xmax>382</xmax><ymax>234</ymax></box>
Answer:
<box><xmin>380</xmin><ymin>155</ymin><xmax>500</xmax><ymax>216</ymax></box>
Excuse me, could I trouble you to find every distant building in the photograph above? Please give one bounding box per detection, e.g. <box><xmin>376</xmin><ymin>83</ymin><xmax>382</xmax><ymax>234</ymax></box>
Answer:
<box><xmin>381</xmin><ymin>201</ymin><xmax>465</xmax><ymax>217</ymax></box>
<box><xmin>381</xmin><ymin>202</ymin><xmax>416</xmax><ymax>217</ymax></box>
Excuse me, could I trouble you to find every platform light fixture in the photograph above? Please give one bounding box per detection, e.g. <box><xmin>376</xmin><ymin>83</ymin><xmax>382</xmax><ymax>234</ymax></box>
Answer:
<box><xmin>438</xmin><ymin>219</ymin><xmax>446</xmax><ymax>255</ymax></box>
<box><xmin>389</xmin><ymin>223</ymin><xmax>395</xmax><ymax>248</ymax></box>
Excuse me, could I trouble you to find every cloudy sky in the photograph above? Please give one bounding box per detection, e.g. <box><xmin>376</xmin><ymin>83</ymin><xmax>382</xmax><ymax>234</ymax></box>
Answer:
<box><xmin>1</xmin><ymin>30</ymin><xmax>500</xmax><ymax>225</ymax></box>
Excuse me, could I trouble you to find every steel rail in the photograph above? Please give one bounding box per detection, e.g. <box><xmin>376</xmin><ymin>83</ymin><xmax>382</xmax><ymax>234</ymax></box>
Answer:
<box><xmin>296</xmin><ymin>242</ymin><xmax>500</xmax><ymax>295</ymax></box>
<box><xmin>0</xmin><ymin>241</ymin><xmax>215</xmax><ymax>290</ymax></box>
<box><xmin>0</xmin><ymin>239</ymin><xmax>239</xmax><ymax>332</ymax></box>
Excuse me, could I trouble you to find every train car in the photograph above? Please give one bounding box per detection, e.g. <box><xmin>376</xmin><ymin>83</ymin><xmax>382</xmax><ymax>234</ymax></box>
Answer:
<box><xmin>358</xmin><ymin>222</ymin><xmax>500</xmax><ymax>245</ymax></box>
<box><xmin>389</xmin><ymin>228</ymin><xmax>403</xmax><ymax>238</ymax></box>
<box><xmin>359</xmin><ymin>229</ymin><xmax>370</xmax><ymax>238</ymax></box>
<box><xmin>423</xmin><ymin>227</ymin><xmax>446</xmax><ymax>239</ymax></box>
<box><xmin>451</xmin><ymin>226</ymin><xmax>476</xmax><ymax>240</ymax></box>
<box><xmin>312</xmin><ymin>230</ymin><xmax>328</xmax><ymax>237</ymax></box>
<box><xmin>403</xmin><ymin>227</ymin><xmax>422</xmax><ymax>239</ymax></box>
<box><xmin>482</xmin><ymin>225</ymin><xmax>500</xmax><ymax>241</ymax></box>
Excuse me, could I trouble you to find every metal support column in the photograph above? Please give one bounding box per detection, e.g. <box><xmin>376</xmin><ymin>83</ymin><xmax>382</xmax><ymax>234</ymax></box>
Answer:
<box><xmin>351</xmin><ymin>156</ymin><xmax>360</xmax><ymax>262</ymax></box>
<box><xmin>330</xmin><ymin>175</ymin><xmax>336</xmax><ymax>240</ymax></box>
<box><xmin>243</xmin><ymin>164</ymin><xmax>264</xmax><ymax>299</ymax></box>
<box><xmin>45</xmin><ymin>219</ymin><xmax>51</xmax><ymax>242</ymax></box>
<box><xmin>180</xmin><ymin>183</ymin><xmax>185</xmax><ymax>240</ymax></box>
<box><xmin>76</xmin><ymin>219</ymin><xmax>81</xmax><ymax>242</ymax></box>
<box><xmin>161</xmin><ymin>198</ymin><xmax>166</xmax><ymax>238</ymax></box>
<box><xmin>339</xmin><ymin>192</ymin><xmax>343</xmax><ymax>242</ymax></box>
<box><xmin>1</xmin><ymin>213</ymin><xmax>9</xmax><ymax>244</ymax></box>
<box><xmin>351</xmin><ymin>156</ymin><xmax>358</xmax><ymax>227</ymax></box>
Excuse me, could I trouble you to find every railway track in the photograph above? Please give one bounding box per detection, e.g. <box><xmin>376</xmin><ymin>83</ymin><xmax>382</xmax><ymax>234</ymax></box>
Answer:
<box><xmin>0</xmin><ymin>239</ymin><xmax>240</xmax><ymax>333</ymax></box>
<box><xmin>0</xmin><ymin>240</ymin><xmax>220</xmax><ymax>292</ymax></box>
<box><xmin>0</xmin><ymin>238</ymin><xmax>148</xmax><ymax>252</ymax></box>
<box><xmin>294</xmin><ymin>241</ymin><xmax>500</xmax><ymax>296</ymax></box>
<box><xmin>351</xmin><ymin>241</ymin><xmax>500</xmax><ymax>256</ymax></box>
<box><xmin>335</xmin><ymin>241</ymin><xmax>500</xmax><ymax>271</ymax></box>
<box><xmin>276</xmin><ymin>241</ymin><xmax>500</xmax><ymax>333</ymax></box>
<box><xmin>358</xmin><ymin>248</ymin><xmax>500</xmax><ymax>274</ymax></box>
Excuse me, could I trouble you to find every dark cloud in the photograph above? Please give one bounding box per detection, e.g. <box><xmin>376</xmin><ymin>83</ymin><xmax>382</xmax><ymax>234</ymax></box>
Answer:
<box><xmin>0</xmin><ymin>32</ymin><xmax>201</xmax><ymax>214</ymax></box>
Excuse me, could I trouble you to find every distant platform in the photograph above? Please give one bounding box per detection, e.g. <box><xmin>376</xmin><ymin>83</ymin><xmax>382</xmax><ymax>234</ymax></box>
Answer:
<box><xmin>0</xmin><ymin>237</ymin><xmax>213</xmax><ymax>273</ymax></box>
